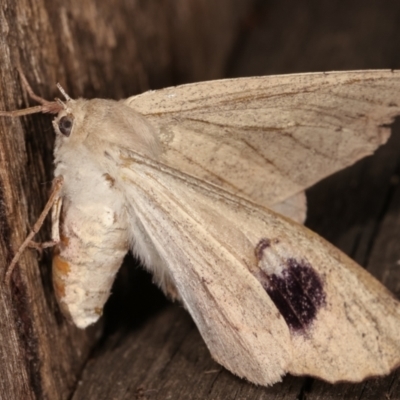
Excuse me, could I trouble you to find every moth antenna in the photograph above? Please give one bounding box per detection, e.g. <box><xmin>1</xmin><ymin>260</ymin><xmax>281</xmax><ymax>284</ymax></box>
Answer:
<box><xmin>17</xmin><ymin>66</ymin><xmax>51</xmax><ymax>106</ymax></box>
<box><xmin>56</xmin><ymin>83</ymin><xmax>72</xmax><ymax>102</ymax></box>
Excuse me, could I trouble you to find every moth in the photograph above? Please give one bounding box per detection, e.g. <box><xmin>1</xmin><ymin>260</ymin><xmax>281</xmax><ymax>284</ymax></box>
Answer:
<box><xmin>2</xmin><ymin>70</ymin><xmax>400</xmax><ymax>386</ymax></box>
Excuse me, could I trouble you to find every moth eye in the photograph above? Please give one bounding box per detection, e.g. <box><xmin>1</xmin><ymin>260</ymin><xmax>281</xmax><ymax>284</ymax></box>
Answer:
<box><xmin>58</xmin><ymin>116</ymin><xmax>74</xmax><ymax>137</ymax></box>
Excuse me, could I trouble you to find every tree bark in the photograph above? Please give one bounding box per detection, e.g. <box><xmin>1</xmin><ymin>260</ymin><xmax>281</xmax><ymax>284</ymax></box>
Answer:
<box><xmin>0</xmin><ymin>1</ymin><xmax>251</xmax><ymax>399</ymax></box>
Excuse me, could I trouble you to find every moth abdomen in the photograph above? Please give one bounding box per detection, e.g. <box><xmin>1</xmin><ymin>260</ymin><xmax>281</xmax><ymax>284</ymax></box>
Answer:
<box><xmin>52</xmin><ymin>188</ymin><xmax>130</xmax><ymax>328</ymax></box>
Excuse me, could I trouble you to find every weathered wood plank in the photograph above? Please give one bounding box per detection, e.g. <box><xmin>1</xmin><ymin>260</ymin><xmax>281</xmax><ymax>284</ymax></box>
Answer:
<box><xmin>72</xmin><ymin>306</ymin><xmax>309</xmax><ymax>400</ymax></box>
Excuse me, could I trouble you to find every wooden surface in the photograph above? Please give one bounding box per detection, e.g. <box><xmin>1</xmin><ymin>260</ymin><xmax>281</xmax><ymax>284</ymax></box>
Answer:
<box><xmin>1</xmin><ymin>0</ymin><xmax>400</xmax><ymax>399</ymax></box>
<box><xmin>0</xmin><ymin>1</ymin><xmax>251</xmax><ymax>399</ymax></box>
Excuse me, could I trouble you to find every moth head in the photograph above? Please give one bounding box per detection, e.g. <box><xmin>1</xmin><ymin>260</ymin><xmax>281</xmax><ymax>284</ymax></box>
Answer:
<box><xmin>57</xmin><ymin>114</ymin><xmax>74</xmax><ymax>137</ymax></box>
<box><xmin>0</xmin><ymin>76</ymin><xmax>161</xmax><ymax>160</ymax></box>
<box><xmin>52</xmin><ymin>84</ymin><xmax>84</xmax><ymax>143</ymax></box>
<box><xmin>53</xmin><ymin>97</ymin><xmax>161</xmax><ymax>160</ymax></box>
<box><xmin>52</xmin><ymin>101</ymin><xmax>81</xmax><ymax>142</ymax></box>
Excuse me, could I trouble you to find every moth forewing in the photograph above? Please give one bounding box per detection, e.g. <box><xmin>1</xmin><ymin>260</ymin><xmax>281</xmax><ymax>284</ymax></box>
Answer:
<box><xmin>116</xmin><ymin>150</ymin><xmax>293</xmax><ymax>385</ymax></box>
<box><xmin>116</xmin><ymin>148</ymin><xmax>400</xmax><ymax>385</ymax></box>
<box><xmin>125</xmin><ymin>70</ymin><xmax>400</xmax><ymax>210</ymax></box>
<box><xmin>269</xmin><ymin>191</ymin><xmax>307</xmax><ymax>224</ymax></box>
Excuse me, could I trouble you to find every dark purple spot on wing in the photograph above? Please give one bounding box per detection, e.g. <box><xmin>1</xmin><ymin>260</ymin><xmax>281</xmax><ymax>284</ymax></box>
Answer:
<box><xmin>257</xmin><ymin>269</ymin><xmax>304</xmax><ymax>331</ymax></box>
<box><xmin>256</xmin><ymin>258</ymin><xmax>326</xmax><ymax>333</ymax></box>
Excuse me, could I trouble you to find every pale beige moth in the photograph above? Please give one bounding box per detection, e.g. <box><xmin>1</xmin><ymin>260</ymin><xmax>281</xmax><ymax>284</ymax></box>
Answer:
<box><xmin>2</xmin><ymin>70</ymin><xmax>400</xmax><ymax>386</ymax></box>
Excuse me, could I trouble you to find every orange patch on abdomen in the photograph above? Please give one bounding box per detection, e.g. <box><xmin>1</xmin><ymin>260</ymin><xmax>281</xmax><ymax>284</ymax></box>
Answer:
<box><xmin>53</xmin><ymin>275</ymin><xmax>66</xmax><ymax>298</ymax></box>
<box><xmin>53</xmin><ymin>254</ymin><xmax>71</xmax><ymax>275</ymax></box>
<box><xmin>60</xmin><ymin>232</ymin><xmax>70</xmax><ymax>246</ymax></box>
<box><xmin>52</xmin><ymin>253</ymin><xmax>71</xmax><ymax>300</ymax></box>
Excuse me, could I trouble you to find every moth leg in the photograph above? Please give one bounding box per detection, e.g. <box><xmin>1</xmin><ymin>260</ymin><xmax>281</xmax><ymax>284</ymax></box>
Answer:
<box><xmin>28</xmin><ymin>240</ymin><xmax>58</xmax><ymax>250</ymax></box>
<box><xmin>5</xmin><ymin>176</ymin><xmax>64</xmax><ymax>283</ymax></box>
<box><xmin>0</xmin><ymin>67</ymin><xmax>63</xmax><ymax>118</ymax></box>
<box><xmin>17</xmin><ymin>66</ymin><xmax>51</xmax><ymax>106</ymax></box>
<box><xmin>27</xmin><ymin>240</ymin><xmax>58</xmax><ymax>260</ymax></box>
<box><xmin>17</xmin><ymin>66</ymin><xmax>65</xmax><ymax>114</ymax></box>
<box><xmin>0</xmin><ymin>103</ymin><xmax>44</xmax><ymax>118</ymax></box>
